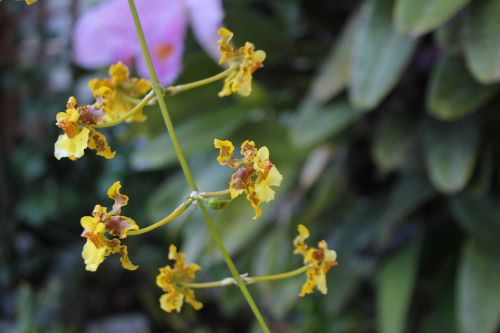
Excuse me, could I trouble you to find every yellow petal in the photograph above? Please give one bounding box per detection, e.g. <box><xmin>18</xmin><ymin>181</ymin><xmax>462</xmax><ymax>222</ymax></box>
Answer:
<box><xmin>54</xmin><ymin>127</ymin><xmax>90</xmax><ymax>160</ymax></box>
<box><xmin>159</xmin><ymin>293</ymin><xmax>183</xmax><ymax>313</ymax></box>
<box><xmin>66</xmin><ymin>96</ymin><xmax>78</xmax><ymax>112</ymax></box>
<box><xmin>246</xmin><ymin>189</ymin><xmax>262</xmax><ymax>220</ymax></box>
<box><xmin>87</xmin><ymin>128</ymin><xmax>116</xmax><ymax>159</ymax></box>
<box><xmin>106</xmin><ymin>215</ymin><xmax>138</xmax><ymax>238</ymax></box>
<box><xmin>217</xmin><ymin>72</ymin><xmax>237</xmax><ymax>97</ymax></box>
<box><xmin>82</xmin><ymin>239</ymin><xmax>109</xmax><ymax>272</ymax></box>
<box><xmin>80</xmin><ymin>216</ymin><xmax>98</xmax><ymax>230</ymax></box>
<box><xmin>106</xmin><ymin>181</ymin><xmax>129</xmax><ymax>214</ymax></box>
<box><xmin>314</xmin><ymin>270</ymin><xmax>328</xmax><ymax>294</ymax></box>
<box><xmin>266</xmin><ymin>166</ymin><xmax>283</xmax><ymax>187</ymax></box>
<box><xmin>92</xmin><ymin>204</ymin><xmax>108</xmax><ymax>220</ymax></box>
<box><xmin>236</xmin><ymin>72</ymin><xmax>252</xmax><ymax>96</ymax></box>
<box><xmin>254</xmin><ymin>50</ymin><xmax>267</xmax><ymax>63</ymax></box>
<box><xmin>253</xmin><ymin>146</ymin><xmax>269</xmax><ymax>172</ymax></box>
<box><xmin>254</xmin><ymin>166</ymin><xmax>282</xmax><ymax>203</ymax></box>
<box><xmin>184</xmin><ymin>288</ymin><xmax>203</xmax><ymax>310</ymax></box>
<box><xmin>118</xmin><ymin>245</ymin><xmax>139</xmax><ymax>270</ymax></box>
<box><xmin>109</xmin><ymin>62</ymin><xmax>130</xmax><ymax>84</ymax></box>
<box><xmin>299</xmin><ymin>268</ymin><xmax>316</xmax><ymax>297</ymax></box>
<box><xmin>254</xmin><ymin>181</ymin><xmax>275</xmax><ymax>203</ymax></box>
<box><xmin>214</xmin><ymin>139</ymin><xmax>235</xmax><ymax>166</ymax></box>
<box><xmin>217</xmin><ymin>27</ymin><xmax>235</xmax><ymax>64</ymax></box>
<box><xmin>168</xmin><ymin>244</ymin><xmax>179</xmax><ymax>261</ymax></box>
<box><xmin>229</xmin><ymin>166</ymin><xmax>253</xmax><ymax>198</ymax></box>
<box><xmin>293</xmin><ymin>224</ymin><xmax>310</xmax><ymax>255</ymax></box>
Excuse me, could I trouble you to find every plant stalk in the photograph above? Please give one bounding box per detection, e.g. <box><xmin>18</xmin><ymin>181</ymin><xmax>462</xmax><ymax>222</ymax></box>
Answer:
<box><xmin>127</xmin><ymin>1</ymin><xmax>270</xmax><ymax>331</ymax></box>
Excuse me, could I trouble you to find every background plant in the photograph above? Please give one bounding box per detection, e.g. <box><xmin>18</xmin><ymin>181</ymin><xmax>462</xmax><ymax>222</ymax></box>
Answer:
<box><xmin>1</xmin><ymin>0</ymin><xmax>499</xmax><ymax>333</ymax></box>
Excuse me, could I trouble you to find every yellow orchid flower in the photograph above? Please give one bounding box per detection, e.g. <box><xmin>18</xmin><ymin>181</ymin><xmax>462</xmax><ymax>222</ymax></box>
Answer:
<box><xmin>80</xmin><ymin>181</ymin><xmax>139</xmax><ymax>272</ymax></box>
<box><xmin>88</xmin><ymin>62</ymin><xmax>151</xmax><ymax>122</ymax></box>
<box><xmin>214</xmin><ymin>138</ymin><xmax>282</xmax><ymax>220</ymax></box>
<box><xmin>156</xmin><ymin>245</ymin><xmax>203</xmax><ymax>313</ymax></box>
<box><xmin>54</xmin><ymin>96</ymin><xmax>115</xmax><ymax>160</ymax></box>
<box><xmin>293</xmin><ymin>224</ymin><xmax>338</xmax><ymax>296</ymax></box>
<box><xmin>216</xmin><ymin>28</ymin><xmax>266</xmax><ymax>97</ymax></box>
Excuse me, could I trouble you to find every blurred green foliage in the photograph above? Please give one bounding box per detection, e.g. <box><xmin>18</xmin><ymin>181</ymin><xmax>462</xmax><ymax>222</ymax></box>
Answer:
<box><xmin>1</xmin><ymin>0</ymin><xmax>499</xmax><ymax>332</ymax></box>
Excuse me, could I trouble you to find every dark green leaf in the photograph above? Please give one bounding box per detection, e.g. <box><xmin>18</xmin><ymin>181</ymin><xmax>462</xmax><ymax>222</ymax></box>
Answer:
<box><xmin>323</xmin><ymin>263</ymin><xmax>363</xmax><ymax>315</ymax></box>
<box><xmin>252</xmin><ymin>229</ymin><xmax>301</xmax><ymax>318</ymax></box>
<box><xmin>419</xmin><ymin>283</ymin><xmax>458</xmax><ymax>333</ymax></box>
<box><xmin>335</xmin><ymin>174</ymin><xmax>433</xmax><ymax>258</ymax></box>
<box><xmin>377</xmin><ymin>234</ymin><xmax>421</xmax><ymax>333</ymax></box>
<box><xmin>394</xmin><ymin>0</ymin><xmax>469</xmax><ymax>36</ymax></box>
<box><xmin>372</xmin><ymin>111</ymin><xmax>418</xmax><ymax>171</ymax></box>
<box><xmin>427</xmin><ymin>55</ymin><xmax>497</xmax><ymax>121</ymax></box>
<box><xmin>435</xmin><ymin>14</ymin><xmax>464</xmax><ymax>54</ymax></box>
<box><xmin>309</xmin><ymin>8</ymin><xmax>360</xmax><ymax>103</ymax></box>
<box><xmin>423</xmin><ymin>116</ymin><xmax>479</xmax><ymax>193</ymax></box>
<box><xmin>290</xmin><ymin>98</ymin><xmax>361</xmax><ymax>148</ymax></box>
<box><xmin>457</xmin><ymin>239</ymin><xmax>500</xmax><ymax>333</ymax></box>
<box><xmin>464</xmin><ymin>0</ymin><xmax>500</xmax><ymax>83</ymax></box>
<box><xmin>449</xmin><ymin>193</ymin><xmax>500</xmax><ymax>249</ymax></box>
<box><xmin>350</xmin><ymin>0</ymin><xmax>417</xmax><ymax>110</ymax></box>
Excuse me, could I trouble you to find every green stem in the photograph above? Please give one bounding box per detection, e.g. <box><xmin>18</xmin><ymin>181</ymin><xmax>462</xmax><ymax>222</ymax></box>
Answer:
<box><xmin>166</xmin><ymin>66</ymin><xmax>235</xmax><ymax>96</ymax></box>
<box><xmin>187</xmin><ymin>279</ymin><xmax>235</xmax><ymax>289</ymax></box>
<box><xmin>127</xmin><ymin>199</ymin><xmax>193</xmax><ymax>236</ymax></box>
<box><xmin>121</xmin><ymin>93</ymin><xmax>142</xmax><ymax>104</ymax></box>
<box><xmin>94</xmin><ymin>67</ymin><xmax>234</xmax><ymax>129</ymax></box>
<box><xmin>200</xmin><ymin>189</ymin><xmax>231</xmax><ymax>197</ymax></box>
<box><xmin>127</xmin><ymin>2</ymin><xmax>270</xmax><ymax>332</ymax></box>
<box><xmin>94</xmin><ymin>90</ymin><xmax>155</xmax><ymax>128</ymax></box>
<box><xmin>247</xmin><ymin>265</ymin><xmax>308</xmax><ymax>284</ymax></box>
<box><xmin>186</xmin><ymin>265</ymin><xmax>309</xmax><ymax>289</ymax></box>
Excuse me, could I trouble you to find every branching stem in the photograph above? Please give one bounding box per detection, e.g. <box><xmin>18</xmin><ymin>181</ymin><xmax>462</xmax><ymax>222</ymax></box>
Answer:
<box><xmin>186</xmin><ymin>265</ymin><xmax>309</xmax><ymax>289</ymax></box>
<box><xmin>127</xmin><ymin>1</ymin><xmax>270</xmax><ymax>331</ymax></box>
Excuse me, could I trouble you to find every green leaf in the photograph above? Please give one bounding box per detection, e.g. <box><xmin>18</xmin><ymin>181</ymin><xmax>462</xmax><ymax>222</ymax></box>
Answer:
<box><xmin>464</xmin><ymin>0</ymin><xmax>500</xmax><ymax>84</ymax></box>
<box><xmin>435</xmin><ymin>14</ymin><xmax>464</xmax><ymax>54</ymax></box>
<box><xmin>350</xmin><ymin>0</ymin><xmax>417</xmax><ymax>111</ymax></box>
<box><xmin>16</xmin><ymin>188</ymin><xmax>58</xmax><ymax>227</ymax></box>
<box><xmin>252</xmin><ymin>229</ymin><xmax>301</xmax><ymax>318</ymax></box>
<box><xmin>394</xmin><ymin>0</ymin><xmax>469</xmax><ymax>36</ymax></box>
<box><xmin>419</xmin><ymin>281</ymin><xmax>458</xmax><ymax>333</ymax></box>
<box><xmin>427</xmin><ymin>55</ymin><xmax>498</xmax><ymax>121</ymax></box>
<box><xmin>423</xmin><ymin>116</ymin><xmax>479</xmax><ymax>194</ymax></box>
<box><xmin>372</xmin><ymin>111</ymin><xmax>418</xmax><ymax>171</ymax></box>
<box><xmin>130</xmin><ymin>106</ymin><xmax>249</xmax><ymax>171</ymax></box>
<box><xmin>467</xmin><ymin>146</ymin><xmax>494</xmax><ymax>195</ymax></box>
<box><xmin>335</xmin><ymin>174</ymin><xmax>433</xmax><ymax>259</ymax></box>
<box><xmin>449</xmin><ymin>193</ymin><xmax>500</xmax><ymax>250</ymax></box>
<box><xmin>309</xmin><ymin>8</ymin><xmax>361</xmax><ymax>103</ymax></box>
<box><xmin>457</xmin><ymin>239</ymin><xmax>500</xmax><ymax>333</ymax></box>
<box><xmin>323</xmin><ymin>262</ymin><xmax>363</xmax><ymax>315</ymax></box>
<box><xmin>290</xmin><ymin>98</ymin><xmax>361</xmax><ymax>148</ymax></box>
<box><xmin>377</xmin><ymin>234</ymin><xmax>421</xmax><ymax>333</ymax></box>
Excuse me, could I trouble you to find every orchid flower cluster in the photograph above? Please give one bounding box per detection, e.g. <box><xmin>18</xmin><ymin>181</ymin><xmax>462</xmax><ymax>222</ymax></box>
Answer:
<box><xmin>41</xmin><ymin>0</ymin><xmax>338</xmax><ymax>330</ymax></box>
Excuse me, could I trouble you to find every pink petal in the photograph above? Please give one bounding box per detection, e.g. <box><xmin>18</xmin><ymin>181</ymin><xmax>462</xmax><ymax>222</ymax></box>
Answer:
<box><xmin>185</xmin><ymin>0</ymin><xmax>224</xmax><ymax>60</ymax></box>
<box><xmin>73</xmin><ymin>0</ymin><xmax>136</xmax><ymax>68</ymax></box>
<box><xmin>135</xmin><ymin>0</ymin><xmax>187</xmax><ymax>85</ymax></box>
<box><xmin>73</xmin><ymin>0</ymin><xmax>187</xmax><ymax>85</ymax></box>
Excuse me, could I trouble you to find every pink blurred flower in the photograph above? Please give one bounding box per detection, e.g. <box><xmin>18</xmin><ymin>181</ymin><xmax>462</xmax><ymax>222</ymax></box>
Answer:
<box><xmin>73</xmin><ymin>0</ymin><xmax>223</xmax><ymax>85</ymax></box>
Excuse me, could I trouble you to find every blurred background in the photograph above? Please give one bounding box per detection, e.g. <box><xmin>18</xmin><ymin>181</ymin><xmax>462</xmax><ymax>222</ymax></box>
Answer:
<box><xmin>1</xmin><ymin>0</ymin><xmax>499</xmax><ymax>332</ymax></box>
